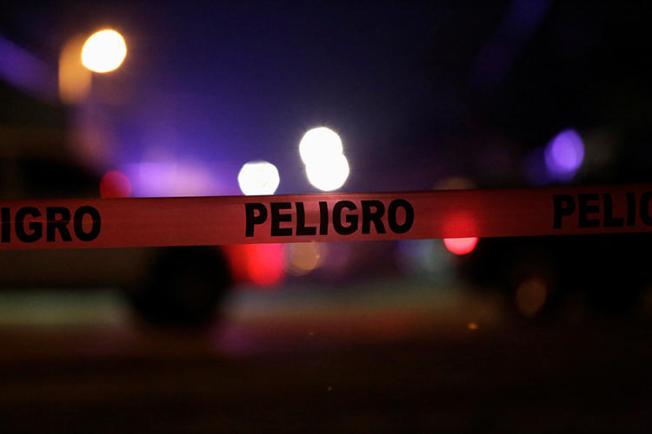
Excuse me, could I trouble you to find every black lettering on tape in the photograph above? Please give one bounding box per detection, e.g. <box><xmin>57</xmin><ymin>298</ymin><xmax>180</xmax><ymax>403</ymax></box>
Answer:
<box><xmin>74</xmin><ymin>206</ymin><xmax>101</xmax><ymax>241</ymax></box>
<box><xmin>271</xmin><ymin>202</ymin><xmax>292</xmax><ymax>236</ymax></box>
<box><xmin>388</xmin><ymin>199</ymin><xmax>414</xmax><ymax>234</ymax></box>
<box><xmin>16</xmin><ymin>207</ymin><xmax>41</xmax><ymax>243</ymax></box>
<box><xmin>245</xmin><ymin>203</ymin><xmax>267</xmax><ymax>237</ymax></box>
<box><xmin>553</xmin><ymin>194</ymin><xmax>575</xmax><ymax>229</ymax></box>
<box><xmin>318</xmin><ymin>201</ymin><xmax>329</xmax><ymax>235</ymax></box>
<box><xmin>1</xmin><ymin>207</ymin><xmax>9</xmax><ymax>243</ymax></box>
<box><xmin>333</xmin><ymin>201</ymin><xmax>358</xmax><ymax>235</ymax></box>
<box><xmin>602</xmin><ymin>193</ymin><xmax>624</xmax><ymax>227</ymax></box>
<box><xmin>626</xmin><ymin>192</ymin><xmax>637</xmax><ymax>226</ymax></box>
<box><xmin>296</xmin><ymin>202</ymin><xmax>317</xmax><ymax>236</ymax></box>
<box><xmin>361</xmin><ymin>200</ymin><xmax>386</xmax><ymax>234</ymax></box>
<box><xmin>578</xmin><ymin>193</ymin><xmax>600</xmax><ymax>228</ymax></box>
<box><xmin>46</xmin><ymin>207</ymin><xmax>73</xmax><ymax>242</ymax></box>
<box><xmin>640</xmin><ymin>192</ymin><xmax>652</xmax><ymax>226</ymax></box>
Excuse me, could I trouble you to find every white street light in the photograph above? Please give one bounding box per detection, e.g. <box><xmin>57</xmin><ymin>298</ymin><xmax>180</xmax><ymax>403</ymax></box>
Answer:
<box><xmin>238</xmin><ymin>161</ymin><xmax>281</xmax><ymax>195</ymax></box>
<box><xmin>81</xmin><ymin>29</ymin><xmax>127</xmax><ymax>73</ymax></box>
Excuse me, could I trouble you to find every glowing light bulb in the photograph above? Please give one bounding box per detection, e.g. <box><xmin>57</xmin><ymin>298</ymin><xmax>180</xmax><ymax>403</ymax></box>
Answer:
<box><xmin>238</xmin><ymin>161</ymin><xmax>280</xmax><ymax>195</ymax></box>
<box><xmin>81</xmin><ymin>29</ymin><xmax>127</xmax><ymax>73</ymax></box>
<box><xmin>305</xmin><ymin>153</ymin><xmax>350</xmax><ymax>192</ymax></box>
<box><xmin>299</xmin><ymin>127</ymin><xmax>344</xmax><ymax>165</ymax></box>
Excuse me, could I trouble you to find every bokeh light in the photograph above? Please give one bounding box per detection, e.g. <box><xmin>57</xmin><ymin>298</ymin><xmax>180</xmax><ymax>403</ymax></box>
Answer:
<box><xmin>246</xmin><ymin>244</ymin><xmax>286</xmax><ymax>287</ymax></box>
<box><xmin>299</xmin><ymin>126</ymin><xmax>351</xmax><ymax>191</ymax></box>
<box><xmin>515</xmin><ymin>277</ymin><xmax>548</xmax><ymax>317</ymax></box>
<box><xmin>237</xmin><ymin>161</ymin><xmax>280</xmax><ymax>195</ymax></box>
<box><xmin>81</xmin><ymin>29</ymin><xmax>127</xmax><ymax>73</ymax></box>
<box><xmin>442</xmin><ymin>237</ymin><xmax>479</xmax><ymax>255</ymax></box>
<box><xmin>286</xmin><ymin>242</ymin><xmax>326</xmax><ymax>276</ymax></box>
<box><xmin>544</xmin><ymin>129</ymin><xmax>585</xmax><ymax>181</ymax></box>
<box><xmin>299</xmin><ymin>127</ymin><xmax>344</xmax><ymax>165</ymax></box>
<box><xmin>225</xmin><ymin>244</ymin><xmax>285</xmax><ymax>288</ymax></box>
<box><xmin>305</xmin><ymin>153</ymin><xmax>350</xmax><ymax>191</ymax></box>
<box><xmin>436</xmin><ymin>180</ymin><xmax>480</xmax><ymax>258</ymax></box>
<box><xmin>99</xmin><ymin>170</ymin><xmax>132</xmax><ymax>198</ymax></box>
<box><xmin>126</xmin><ymin>162</ymin><xmax>216</xmax><ymax>197</ymax></box>
<box><xmin>59</xmin><ymin>35</ymin><xmax>91</xmax><ymax>104</ymax></box>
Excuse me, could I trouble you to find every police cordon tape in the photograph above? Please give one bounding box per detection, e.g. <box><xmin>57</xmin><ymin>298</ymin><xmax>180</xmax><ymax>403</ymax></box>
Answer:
<box><xmin>1</xmin><ymin>184</ymin><xmax>652</xmax><ymax>250</ymax></box>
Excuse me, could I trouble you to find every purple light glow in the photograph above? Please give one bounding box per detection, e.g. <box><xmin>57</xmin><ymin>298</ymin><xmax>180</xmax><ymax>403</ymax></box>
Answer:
<box><xmin>544</xmin><ymin>129</ymin><xmax>585</xmax><ymax>181</ymax></box>
<box><xmin>0</xmin><ymin>34</ymin><xmax>54</xmax><ymax>98</ymax></box>
<box><xmin>123</xmin><ymin>162</ymin><xmax>225</xmax><ymax>197</ymax></box>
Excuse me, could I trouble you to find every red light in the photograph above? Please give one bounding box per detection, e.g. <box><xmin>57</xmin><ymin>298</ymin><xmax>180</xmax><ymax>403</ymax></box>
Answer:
<box><xmin>443</xmin><ymin>237</ymin><xmax>478</xmax><ymax>255</ymax></box>
<box><xmin>223</xmin><ymin>244</ymin><xmax>285</xmax><ymax>288</ymax></box>
<box><xmin>247</xmin><ymin>244</ymin><xmax>285</xmax><ymax>287</ymax></box>
<box><xmin>100</xmin><ymin>170</ymin><xmax>132</xmax><ymax>198</ymax></box>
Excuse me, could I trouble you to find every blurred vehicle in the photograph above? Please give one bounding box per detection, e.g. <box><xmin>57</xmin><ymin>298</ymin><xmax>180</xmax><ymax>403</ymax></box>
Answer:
<box><xmin>0</xmin><ymin>83</ymin><xmax>249</xmax><ymax>328</ymax></box>
<box><xmin>440</xmin><ymin>134</ymin><xmax>652</xmax><ymax>320</ymax></box>
<box><xmin>0</xmin><ymin>130</ymin><xmax>238</xmax><ymax>327</ymax></box>
<box><xmin>454</xmin><ymin>234</ymin><xmax>652</xmax><ymax>319</ymax></box>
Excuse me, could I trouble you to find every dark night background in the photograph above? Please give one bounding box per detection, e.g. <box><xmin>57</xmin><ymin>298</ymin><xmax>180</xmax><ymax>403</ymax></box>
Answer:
<box><xmin>3</xmin><ymin>0</ymin><xmax>652</xmax><ymax>191</ymax></box>
<box><xmin>2</xmin><ymin>1</ymin><xmax>652</xmax><ymax>433</ymax></box>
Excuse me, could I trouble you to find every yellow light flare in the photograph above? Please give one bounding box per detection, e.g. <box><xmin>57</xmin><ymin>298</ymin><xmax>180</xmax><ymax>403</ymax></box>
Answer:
<box><xmin>515</xmin><ymin>277</ymin><xmax>548</xmax><ymax>317</ymax></box>
<box><xmin>59</xmin><ymin>35</ymin><xmax>91</xmax><ymax>104</ymax></box>
<box><xmin>286</xmin><ymin>242</ymin><xmax>325</xmax><ymax>276</ymax></box>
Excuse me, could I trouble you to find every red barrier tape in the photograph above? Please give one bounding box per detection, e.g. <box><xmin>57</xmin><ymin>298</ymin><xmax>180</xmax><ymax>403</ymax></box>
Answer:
<box><xmin>1</xmin><ymin>184</ymin><xmax>651</xmax><ymax>250</ymax></box>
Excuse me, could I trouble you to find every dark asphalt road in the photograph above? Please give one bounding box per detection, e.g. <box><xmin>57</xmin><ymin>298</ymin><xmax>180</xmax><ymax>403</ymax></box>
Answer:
<box><xmin>0</xmin><ymin>283</ymin><xmax>651</xmax><ymax>433</ymax></box>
